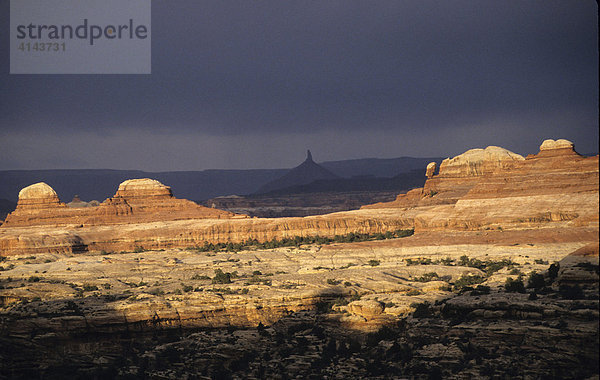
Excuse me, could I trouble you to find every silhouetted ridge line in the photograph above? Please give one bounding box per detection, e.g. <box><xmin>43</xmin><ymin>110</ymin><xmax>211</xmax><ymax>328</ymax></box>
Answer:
<box><xmin>255</xmin><ymin>151</ymin><xmax>339</xmax><ymax>194</ymax></box>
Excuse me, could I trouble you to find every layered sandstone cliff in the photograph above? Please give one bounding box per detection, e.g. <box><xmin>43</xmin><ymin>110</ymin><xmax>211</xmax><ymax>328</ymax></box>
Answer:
<box><xmin>2</xmin><ymin>178</ymin><xmax>238</xmax><ymax>228</ymax></box>
<box><xmin>364</xmin><ymin>139</ymin><xmax>598</xmax><ymax>231</ymax></box>
<box><xmin>0</xmin><ymin>139</ymin><xmax>597</xmax><ymax>256</ymax></box>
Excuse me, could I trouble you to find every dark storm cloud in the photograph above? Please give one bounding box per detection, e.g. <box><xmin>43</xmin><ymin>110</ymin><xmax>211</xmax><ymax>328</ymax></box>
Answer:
<box><xmin>0</xmin><ymin>1</ymin><xmax>597</xmax><ymax>170</ymax></box>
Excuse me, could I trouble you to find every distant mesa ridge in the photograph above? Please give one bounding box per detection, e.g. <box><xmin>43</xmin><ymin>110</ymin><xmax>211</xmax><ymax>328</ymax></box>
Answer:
<box><xmin>0</xmin><ymin>156</ymin><xmax>444</xmax><ymax>204</ymax></box>
<box><xmin>254</xmin><ymin>150</ymin><xmax>339</xmax><ymax>194</ymax></box>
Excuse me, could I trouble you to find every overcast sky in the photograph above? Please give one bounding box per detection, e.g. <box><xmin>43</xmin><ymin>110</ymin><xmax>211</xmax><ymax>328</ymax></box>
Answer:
<box><xmin>0</xmin><ymin>1</ymin><xmax>598</xmax><ymax>171</ymax></box>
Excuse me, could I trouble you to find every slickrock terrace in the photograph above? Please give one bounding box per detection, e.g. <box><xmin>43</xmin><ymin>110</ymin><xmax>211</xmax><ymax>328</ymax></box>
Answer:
<box><xmin>0</xmin><ymin>237</ymin><xmax>597</xmax><ymax>378</ymax></box>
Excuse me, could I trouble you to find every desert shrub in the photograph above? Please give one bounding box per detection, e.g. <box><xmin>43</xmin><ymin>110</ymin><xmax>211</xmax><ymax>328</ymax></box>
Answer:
<box><xmin>195</xmin><ymin>229</ymin><xmax>414</xmax><ymax>252</ymax></box>
<box><xmin>559</xmin><ymin>284</ymin><xmax>584</xmax><ymax>300</ymax></box>
<box><xmin>332</xmin><ymin>297</ymin><xmax>350</xmax><ymax>307</ymax></box>
<box><xmin>412</xmin><ymin>272</ymin><xmax>439</xmax><ymax>282</ymax></box>
<box><xmin>504</xmin><ymin>277</ymin><xmax>525</xmax><ymax>293</ymax></box>
<box><xmin>454</xmin><ymin>274</ymin><xmax>485</xmax><ymax>291</ymax></box>
<box><xmin>459</xmin><ymin>255</ymin><xmax>485</xmax><ymax>270</ymax></box>
<box><xmin>326</xmin><ymin>278</ymin><xmax>341</xmax><ymax>285</ymax></box>
<box><xmin>411</xmin><ymin>302</ymin><xmax>431</xmax><ymax>318</ymax></box>
<box><xmin>83</xmin><ymin>284</ymin><xmax>98</xmax><ymax>291</ymax></box>
<box><xmin>534</xmin><ymin>259</ymin><xmax>549</xmax><ymax>265</ymax></box>
<box><xmin>27</xmin><ymin>276</ymin><xmax>41</xmax><ymax>282</ymax></box>
<box><xmin>470</xmin><ymin>285</ymin><xmax>491</xmax><ymax>296</ymax></box>
<box><xmin>548</xmin><ymin>262</ymin><xmax>560</xmax><ymax>281</ymax></box>
<box><xmin>133</xmin><ymin>246</ymin><xmax>145</xmax><ymax>253</ymax></box>
<box><xmin>526</xmin><ymin>272</ymin><xmax>546</xmax><ymax>289</ymax></box>
<box><xmin>149</xmin><ymin>288</ymin><xmax>165</xmax><ymax>296</ymax></box>
<box><xmin>575</xmin><ymin>262</ymin><xmax>600</xmax><ymax>273</ymax></box>
<box><xmin>456</xmin><ymin>256</ymin><xmax>518</xmax><ymax>275</ymax></box>
<box><xmin>193</xmin><ymin>230</ymin><xmax>414</xmax><ymax>253</ymax></box>
<box><xmin>212</xmin><ymin>269</ymin><xmax>232</xmax><ymax>284</ymax></box>
<box><xmin>395</xmin><ymin>229</ymin><xmax>415</xmax><ymax>238</ymax></box>
<box><xmin>191</xmin><ymin>274</ymin><xmax>211</xmax><ymax>280</ymax></box>
<box><xmin>344</xmin><ymin>281</ymin><xmax>353</xmax><ymax>287</ymax></box>
<box><xmin>406</xmin><ymin>289</ymin><xmax>422</xmax><ymax>296</ymax></box>
<box><xmin>368</xmin><ymin>259</ymin><xmax>381</xmax><ymax>267</ymax></box>
<box><xmin>65</xmin><ymin>300</ymin><xmax>82</xmax><ymax>314</ymax></box>
<box><xmin>528</xmin><ymin>292</ymin><xmax>538</xmax><ymax>300</ymax></box>
<box><xmin>439</xmin><ymin>257</ymin><xmax>455</xmax><ymax>266</ymax></box>
<box><xmin>509</xmin><ymin>268</ymin><xmax>522</xmax><ymax>275</ymax></box>
<box><xmin>182</xmin><ymin>285</ymin><xmax>194</xmax><ymax>292</ymax></box>
<box><xmin>127</xmin><ymin>281</ymin><xmax>148</xmax><ymax>288</ymax></box>
<box><xmin>406</xmin><ymin>258</ymin><xmax>432</xmax><ymax>266</ymax></box>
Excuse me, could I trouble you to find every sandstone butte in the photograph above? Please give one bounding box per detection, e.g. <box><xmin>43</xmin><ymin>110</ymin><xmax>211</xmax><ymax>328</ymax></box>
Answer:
<box><xmin>0</xmin><ymin>138</ymin><xmax>597</xmax><ymax>256</ymax></box>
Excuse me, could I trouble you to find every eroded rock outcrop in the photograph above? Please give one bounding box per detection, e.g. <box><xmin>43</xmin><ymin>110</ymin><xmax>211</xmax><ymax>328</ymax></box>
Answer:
<box><xmin>538</xmin><ymin>138</ymin><xmax>577</xmax><ymax>156</ymax></box>
<box><xmin>364</xmin><ymin>139</ymin><xmax>599</xmax><ymax>232</ymax></box>
<box><xmin>2</xmin><ymin>178</ymin><xmax>238</xmax><ymax>228</ymax></box>
<box><xmin>1</xmin><ymin>139</ymin><xmax>597</xmax><ymax>255</ymax></box>
<box><xmin>15</xmin><ymin>182</ymin><xmax>63</xmax><ymax>210</ymax></box>
<box><xmin>438</xmin><ymin>146</ymin><xmax>524</xmax><ymax>177</ymax></box>
<box><xmin>425</xmin><ymin>162</ymin><xmax>437</xmax><ymax>178</ymax></box>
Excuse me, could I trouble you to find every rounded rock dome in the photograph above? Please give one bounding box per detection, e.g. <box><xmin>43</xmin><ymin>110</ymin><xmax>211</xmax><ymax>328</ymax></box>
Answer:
<box><xmin>114</xmin><ymin>178</ymin><xmax>173</xmax><ymax>199</ymax></box>
<box><xmin>18</xmin><ymin>182</ymin><xmax>58</xmax><ymax>200</ymax></box>
<box><xmin>540</xmin><ymin>139</ymin><xmax>574</xmax><ymax>151</ymax></box>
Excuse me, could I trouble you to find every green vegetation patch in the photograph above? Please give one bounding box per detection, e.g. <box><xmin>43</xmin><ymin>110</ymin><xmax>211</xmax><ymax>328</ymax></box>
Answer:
<box><xmin>189</xmin><ymin>229</ymin><xmax>415</xmax><ymax>253</ymax></box>
<box><xmin>412</xmin><ymin>272</ymin><xmax>439</xmax><ymax>282</ymax></box>
<box><xmin>453</xmin><ymin>274</ymin><xmax>486</xmax><ymax>292</ymax></box>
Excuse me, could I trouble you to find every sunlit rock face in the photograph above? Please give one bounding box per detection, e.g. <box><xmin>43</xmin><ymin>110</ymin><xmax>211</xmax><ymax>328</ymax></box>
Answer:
<box><xmin>0</xmin><ymin>138</ymin><xmax>597</xmax><ymax>255</ymax></box>
<box><xmin>1</xmin><ymin>178</ymin><xmax>238</xmax><ymax>230</ymax></box>
<box><xmin>364</xmin><ymin>139</ymin><xmax>599</xmax><ymax>232</ymax></box>
<box><xmin>425</xmin><ymin>162</ymin><xmax>437</xmax><ymax>178</ymax></box>
<box><xmin>540</xmin><ymin>138</ymin><xmax>574</xmax><ymax>151</ymax></box>
<box><xmin>15</xmin><ymin>182</ymin><xmax>63</xmax><ymax>210</ymax></box>
<box><xmin>438</xmin><ymin>146</ymin><xmax>525</xmax><ymax>177</ymax></box>
<box><xmin>114</xmin><ymin>178</ymin><xmax>173</xmax><ymax>200</ymax></box>
<box><xmin>2</xmin><ymin>182</ymin><xmax>67</xmax><ymax>227</ymax></box>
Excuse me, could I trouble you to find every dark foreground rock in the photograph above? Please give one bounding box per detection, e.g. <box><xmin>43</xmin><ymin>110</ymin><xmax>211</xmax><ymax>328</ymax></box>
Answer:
<box><xmin>1</xmin><ymin>251</ymin><xmax>597</xmax><ymax>379</ymax></box>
